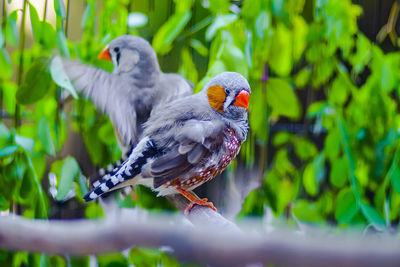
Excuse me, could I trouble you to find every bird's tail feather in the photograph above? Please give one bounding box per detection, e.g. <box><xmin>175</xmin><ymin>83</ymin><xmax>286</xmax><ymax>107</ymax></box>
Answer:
<box><xmin>97</xmin><ymin>144</ymin><xmax>134</xmax><ymax>177</ymax></box>
<box><xmin>83</xmin><ymin>137</ymin><xmax>159</xmax><ymax>201</ymax></box>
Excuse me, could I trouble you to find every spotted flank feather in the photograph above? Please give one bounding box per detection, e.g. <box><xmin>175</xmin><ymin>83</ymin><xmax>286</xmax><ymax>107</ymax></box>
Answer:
<box><xmin>83</xmin><ymin>138</ymin><xmax>160</xmax><ymax>201</ymax></box>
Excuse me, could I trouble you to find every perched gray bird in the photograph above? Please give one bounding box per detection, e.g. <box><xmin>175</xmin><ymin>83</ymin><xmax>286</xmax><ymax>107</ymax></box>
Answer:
<box><xmin>84</xmin><ymin>72</ymin><xmax>251</xmax><ymax>214</ymax></box>
<box><xmin>57</xmin><ymin>35</ymin><xmax>193</xmax><ymax>151</ymax></box>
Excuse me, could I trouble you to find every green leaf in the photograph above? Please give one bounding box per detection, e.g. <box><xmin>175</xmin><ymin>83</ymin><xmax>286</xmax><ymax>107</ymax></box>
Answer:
<box><xmin>54</xmin><ymin>0</ymin><xmax>66</xmax><ymax>19</ymax></box>
<box><xmin>292</xmin><ymin>16</ymin><xmax>308</xmax><ymax>61</ymax></box>
<box><xmin>0</xmin><ymin>123</ymin><xmax>11</xmax><ymax>142</ymax></box>
<box><xmin>14</xmin><ymin>135</ymin><xmax>34</xmax><ymax>152</ymax></box>
<box><xmin>5</xmin><ymin>10</ymin><xmax>18</xmax><ymax>46</ymax></box>
<box><xmin>179</xmin><ymin>47</ymin><xmax>198</xmax><ymax>85</ymax></box>
<box><xmin>273</xmin><ymin>132</ymin><xmax>292</xmax><ymax>146</ymax></box>
<box><xmin>83</xmin><ymin>125</ymin><xmax>105</xmax><ymax>165</ymax></box>
<box><xmin>206</xmin><ymin>14</ymin><xmax>237</xmax><ymax>41</ymax></box>
<box><xmin>391</xmin><ymin>167</ymin><xmax>400</xmax><ymax>194</ymax></box>
<box><xmin>13</xmin><ymin>252</ymin><xmax>28</xmax><ymax>267</ymax></box>
<box><xmin>0</xmin><ymin>145</ymin><xmax>18</xmax><ymax>157</ymax></box>
<box><xmin>307</xmin><ymin>101</ymin><xmax>329</xmax><ymax>118</ymax></box>
<box><xmin>50</xmin><ymin>56</ymin><xmax>78</xmax><ymax>98</ymax></box>
<box><xmin>0</xmin><ymin>195</ymin><xmax>10</xmax><ymax>211</ymax></box>
<box><xmin>29</xmin><ymin>3</ymin><xmax>42</xmax><ymax>42</ymax></box>
<box><xmin>255</xmin><ymin>10</ymin><xmax>270</xmax><ymax>39</ymax></box>
<box><xmin>335</xmin><ymin>188</ymin><xmax>359</xmax><ymax>223</ymax></box>
<box><xmin>190</xmin><ymin>39</ymin><xmax>208</xmax><ymax>56</ymax></box>
<box><xmin>56</xmin><ymin>157</ymin><xmax>80</xmax><ymax>201</ymax></box>
<box><xmin>220</xmin><ymin>36</ymin><xmax>249</xmax><ymax>78</ymax></box>
<box><xmin>152</xmin><ymin>11</ymin><xmax>191</xmax><ymax>54</ymax></box>
<box><xmin>266</xmin><ymin>78</ymin><xmax>301</xmax><ymax>119</ymax></box>
<box><xmin>360</xmin><ymin>203</ymin><xmax>386</xmax><ymax>231</ymax></box>
<box><xmin>303</xmin><ymin>163</ymin><xmax>318</xmax><ymax>196</ymax></box>
<box><xmin>56</xmin><ymin>30</ymin><xmax>69</xmax><ymax>57</ymax></box>
<box><xmin>16</xmin><ymin>58</ymin><xmax>51</xmax><ymax>105</ymax></box>
<box><xmin>268</xmin><ymin>23</ymin><xmax>292</xmax><ymax>76</ymax></box>
<box><xmin>329</xmin><ymin>76</ymin><xmax>350</xmax><ymax>105</ymax></box>
<box><xmin>129</xmin><ymin>248</ymin><xmax>179</xmax><ymax>267</ymax></box>
<box><xmin>77</xmin><ymin>174</ymin><xmax>88</xmax><ymax>197</ymax></box>
<box><xmin>98</xmin><ymin>122</ymin><xmax>116</xmax><ymax>146</ymax></box>
<box><xmin>41</xmin><ymin>22</ymin><xmax>57</xmax><ymax>49</ymax></box>
<box><xmin>38</xmin><ymin>118</ymin><xmax>55</xmax><ymax>156</ymax></box>
<box><xmin>39</xmin><ymin>254</ymin><xmax>48</xmax><ymax>267</ymax></box>
<box><xmin>294</xmin><ymin>138</ymin><xmax>317</xmax><ymax>160</ymax></box>
<box><xmin>81</xmin><ymin>2</ymin><xmax>94</xmax><ymax>29</ymax></box>
<box><xmin>350</xmin><ymin>33</ymin><xmax>371</xmax><ymax>74</ymax></box>
<box><xmin>380</xmin><ymin>58</ymin><xmax>395</xmax><ymax>91</ymax></box>
<box><xmin>18</xmin><ymin>168</ymin><xmax>35</xmax><ymax>201</ymax></box>
<box><xmin>127</xmin><ymin>12</ymin><xmax>148</xmax><ymax>28</ymax></box>
<box><xmin>174</xmin><ymin>0</ymin><xmax>194</xmax><ymax>12</ymax></box>
<box><xmin>292</xmin><ymin>200</ymin><xmax>324</xmax><ymax>222</ymax></box>
<box><xmin>85</xmin><ymin>202</ymin><xmax>104</xmax><ymax>219</ymax></box>
<box><xmin>295</xmin><ymin>67</ymin><xmax>311</xmax><ymax>89</ymax></box>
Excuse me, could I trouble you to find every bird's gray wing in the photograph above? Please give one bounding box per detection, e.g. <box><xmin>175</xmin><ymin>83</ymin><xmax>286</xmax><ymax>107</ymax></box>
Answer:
<box><xmin>152</xmin><ymin>73</ymin><xmax>193</xmax><ymax>109</ymax></box>
<box><xmin>145</xmin><ymin>119</ymin><xmax>226</xmax><ymax>188</ymax></box>
<box><xmin>59</xmin><ymin>58</ymin><xmax>139</xmax><ymax>145</ymax></box>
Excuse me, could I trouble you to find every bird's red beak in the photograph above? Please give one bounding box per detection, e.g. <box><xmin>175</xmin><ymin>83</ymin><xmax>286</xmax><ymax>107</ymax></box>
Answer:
<box><xmin>98</xmin><ymin>45</ymin><xmax>112</xmax><ymax>61</ymax></box>
<box><xmin>233</xmin><ymin>90</ymin><xmax>250</xmax><ymax>109</ymax></box>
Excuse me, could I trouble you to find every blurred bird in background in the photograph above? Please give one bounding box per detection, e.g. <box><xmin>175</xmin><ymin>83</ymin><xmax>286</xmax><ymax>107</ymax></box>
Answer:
<box><xmin>53</xmin><ymin>35</ymin><xmax>193</xmax><ymax>169</ymax></box>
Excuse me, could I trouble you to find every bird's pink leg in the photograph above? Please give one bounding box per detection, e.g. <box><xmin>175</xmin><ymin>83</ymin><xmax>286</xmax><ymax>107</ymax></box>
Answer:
<box><xmin>175</xmin><ymin>187</ymin><xmax>217</xmax><ymax>215</ymax></box>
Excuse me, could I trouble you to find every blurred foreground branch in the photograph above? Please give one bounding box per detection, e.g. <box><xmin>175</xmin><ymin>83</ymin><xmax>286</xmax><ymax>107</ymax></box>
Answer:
<box><xmin>1</xmin><ymin>214</ymin><xmax>400</xmax><ymax>266</ymax></box>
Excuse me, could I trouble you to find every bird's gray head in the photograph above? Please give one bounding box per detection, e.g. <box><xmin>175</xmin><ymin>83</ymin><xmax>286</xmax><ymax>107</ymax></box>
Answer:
<box><xmin>203</xmin><ymin>72</ymin><xmax>251</xmax><ymax>120</ymax></box>
<box><xmin>99</xmin><ymin>35</ymin><xmax>160</xmax><ymax>77</ymax></box>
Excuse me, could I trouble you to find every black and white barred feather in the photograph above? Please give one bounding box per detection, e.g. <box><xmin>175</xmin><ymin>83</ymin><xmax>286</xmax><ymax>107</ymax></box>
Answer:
<box><xmin>97</xmin><ymin>144</ymin><xmax>134</xmax><ymax>177</ymax></box>
<box><xmin>84</xmin><ymin>138</ymin><xmax>160</xmax><ymax>201</ymax></box>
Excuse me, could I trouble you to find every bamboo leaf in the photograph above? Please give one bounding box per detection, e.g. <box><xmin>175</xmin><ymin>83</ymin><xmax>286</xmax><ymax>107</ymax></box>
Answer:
<box><xmin>190</xmin><ymin>39</ymin><xmax>208</xmax><ymax>56</ymax></box>
<box><xmin>206</xmin><ymin>14</ymin><xmax>237</xmax><ymax>41</ymax></box>
<box><xmin>152</xmin><ymin>11</ymin><xmax>191</xmax><ymax>54</ymax></box>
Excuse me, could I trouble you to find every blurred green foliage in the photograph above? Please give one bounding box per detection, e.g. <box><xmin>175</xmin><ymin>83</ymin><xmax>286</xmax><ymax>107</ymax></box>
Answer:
<box><xmin>1</xmin><ymin>0</ymin><xmax>400</xmax><ymax>265</ymax></box>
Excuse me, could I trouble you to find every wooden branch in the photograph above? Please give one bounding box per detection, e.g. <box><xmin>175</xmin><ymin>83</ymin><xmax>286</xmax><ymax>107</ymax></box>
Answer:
<box><xmin>1</xmin><ymin>214</ymin><xmax>400</xmax><ymax>266</ymax></box>
<box><xmin>166</xmin><ymin>194</ymin><xmax>241</xmax><ymax>232</ymax></box>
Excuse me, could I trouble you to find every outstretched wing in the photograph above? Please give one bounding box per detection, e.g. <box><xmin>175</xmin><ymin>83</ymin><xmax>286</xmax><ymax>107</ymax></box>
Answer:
<box><xmin>58</xmin><ymin>58</ymin><xmax>139</xmax><ymax>145</ymax></box>
<box><xmin>143</xmin><ymin>119</ymin><xmax>226</xmax><ymax>188</ymax></box>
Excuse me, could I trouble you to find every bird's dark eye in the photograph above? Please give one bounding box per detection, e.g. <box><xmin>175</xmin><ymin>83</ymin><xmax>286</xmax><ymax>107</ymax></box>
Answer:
<box><xmin>225</xmin><ymin>89</ymin><xmax>230</xmax><ymax>95</ymax></box>
<box><xmin>114</xmin><ymin>47</ymin><xmax>120</xmax><ymax>53</ymax></box>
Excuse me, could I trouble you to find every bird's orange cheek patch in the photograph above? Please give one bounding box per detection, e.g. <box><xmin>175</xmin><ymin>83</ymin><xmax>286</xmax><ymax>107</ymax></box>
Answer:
<box><xmin>207</xmin><ymin>85</ymin><xmax>226</xmax><ymax>113</ymax></box>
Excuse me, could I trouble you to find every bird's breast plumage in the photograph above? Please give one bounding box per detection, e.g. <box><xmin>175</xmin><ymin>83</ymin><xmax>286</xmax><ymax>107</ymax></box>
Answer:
<box><xmin>159</xmin><ymin>128</ymin><xmax>241</xmax><ymax>192</ymax></box>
